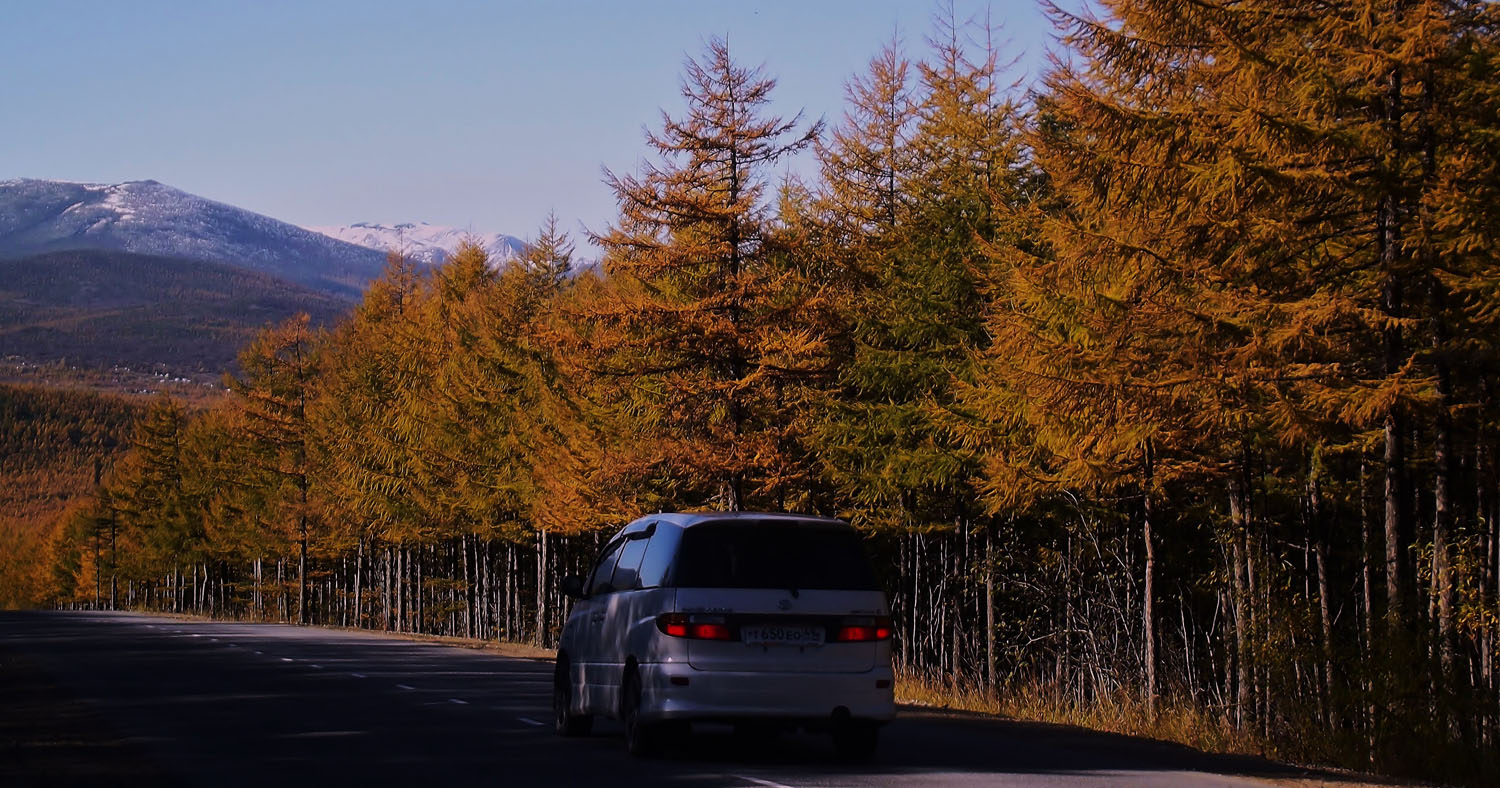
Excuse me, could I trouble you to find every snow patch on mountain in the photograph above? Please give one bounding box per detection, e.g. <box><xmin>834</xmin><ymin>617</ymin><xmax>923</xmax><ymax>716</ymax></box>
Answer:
<box><xmin>308</xmin><ymin>221</ymin><xmax>526</xmax><ymax>267</ymax></box>
<box><xmin>0</xmin><ymin>178</ymin><xmax>388</xmax><ymax>294</ymax></box>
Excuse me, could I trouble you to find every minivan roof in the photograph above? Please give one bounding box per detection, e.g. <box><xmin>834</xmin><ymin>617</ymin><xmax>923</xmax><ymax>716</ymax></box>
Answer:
<box><xmin>633</xmin><ymin>511</ymin><xmax>847</xmax><ymax>529</ymax></box>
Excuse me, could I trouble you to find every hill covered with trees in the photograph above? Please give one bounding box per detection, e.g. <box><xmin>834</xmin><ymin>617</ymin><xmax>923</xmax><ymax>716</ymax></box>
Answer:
<box><xmin>0</xmin><ymin>249</ymin><xmax>353</xmax><ymax>374</ymax></box>
<box><xmin>35</xmin><ymin>3</ymin><xmax>1500</xmax><ymax>784</ymax></box>
<box><xmin>0</xmin><ymin>384</ymin><xmax>141</xmax><ymax>607</ymax></box>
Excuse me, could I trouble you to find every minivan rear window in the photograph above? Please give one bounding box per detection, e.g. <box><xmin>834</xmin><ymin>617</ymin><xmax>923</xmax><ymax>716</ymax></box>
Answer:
<box><xmin>671</xmin><ymin>521</ymin><xmax>880</xmax><ymax>591</ymax></box>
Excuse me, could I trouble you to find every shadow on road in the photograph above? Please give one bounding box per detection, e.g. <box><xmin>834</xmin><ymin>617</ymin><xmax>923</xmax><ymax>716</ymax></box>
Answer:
<box><xmin>567</xmin><ymin>712</ymin><xmax>1403</xmax><ymax>786</ymax></box>
<box><xmin>2</xmin><ymin>611</ymin><xmax>1412</xmax><ymax>788</ymax></box>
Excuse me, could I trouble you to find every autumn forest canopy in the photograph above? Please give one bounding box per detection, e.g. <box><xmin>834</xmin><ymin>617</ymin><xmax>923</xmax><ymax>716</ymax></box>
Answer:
<box><xmin>13</xmin><ymin>1</ymin><xmax>1500</xmax><ymax>784</ymax></box>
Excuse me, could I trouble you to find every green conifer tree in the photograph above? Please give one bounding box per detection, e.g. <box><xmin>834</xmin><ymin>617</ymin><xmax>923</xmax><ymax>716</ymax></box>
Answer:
<box><xmin>585</xmin><ymin>37</ymin><xmax>823</xmax><ymax>512</ymax></box>
<box><xmin>229</xmin><ymin>314</ymin><xmax>321</xmax><ymax>624</ymax></box>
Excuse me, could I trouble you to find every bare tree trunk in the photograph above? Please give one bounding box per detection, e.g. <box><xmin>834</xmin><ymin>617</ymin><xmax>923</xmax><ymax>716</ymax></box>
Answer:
<box><xmin>1315</xmin><ymin>524</ymin><xmax>1335</xmax><ymax>709</ymax></box>
<box><xmin>937</xmin><ymin>535</ymin><xmax>948</xmax><ymax>678</ymax></box>
<box><xmin>1412</xmin><ymin>59</ymin><xmax>1455</xmax><ymax>693</ymax></box>
<box><xmin>1429</xmin><ymin>303</ymin><xmax>1456</xmax><ymax>684</ymax></box>
<box><xmin>1143</xmin><ymin>442</ymin><xmax>1158</xmax><ymax>716</ymax></box>
<box><xmin>1381</xmin><ymin>60</ymin><xmax>1409</xmax><ymax>641</ymax></box>
<box><xmin>93</xmin><ymin>524</ymin><xmax>101</xmax><ymax>610</ymax></box>
<box><xmin>353</xmin><ymin>537</ymin><xmax>364</xmax><ymax>629</ymax></box>
<box><xmin>505</xmin><ymin>541</ymin><xmax>514</xmax><ymax>641</ymax></box>
<box><xmin>1229</xmin><ymin>480</ymin><xmax>1252</xmax><ymax>729</ymax></box>
<box><xmin>381</xmin><ymin>544</ymin><xmax>391</xmax><ymax>631</ymax></box>
<box><xmin>1360</xmin><ymin>457</ymin><xmax>1378</xmax><ymax>758</ymax></box>
<box><xmin>297</xmin><ymin>509</ymin><xmax>308</xmax><ymax>626</ymax></box>
<box><xmin>914</xmin><ymin>533</ymin><xmax>924</xmax><ymax>672</ymax></box>
<box><xmin>482</xmin><ymin>539</ymin><xmax>492</xmax><ymax>640</ymax></box>
<box><xmin>951</xmin><ymin>609</ymin><xmax>962</xmax><ymax>690</ymax></box>
<box><xmin>897</xmin><ymin>533</ymin><xmax>908</xmax><ymax>673</ymax></box>
<box><xmin>535</xmin><ymin>530</ymin><xmax>548</xmax><ymax>647</ymax></box>
<box><xmin>108</xmin><ymin>507</ymin><xmax>117</xmax><ymax>611</ymax></box>
<box><xmin>985</xmin><ymin>523</ymin><xmax>995</xmax><ymax>692</ymax></box>
<box><xmin>1485</xmin><ymin>441</ymin><xmax>1498</xmax><ymax>715</ymax></box>
<box><xmin>462</xmin><ymin>535</ymin><xmax>473</xmax><ymax>639</ymax></box>
<box><xmin>1309</xmin><ymin>462</ymin><xmax>1335</xmax><ymax>718</ymax></box>
<box><xmin>398</xmin><ymin>546</ymin><xmax>407</xmax><ymax>633</ymax></box>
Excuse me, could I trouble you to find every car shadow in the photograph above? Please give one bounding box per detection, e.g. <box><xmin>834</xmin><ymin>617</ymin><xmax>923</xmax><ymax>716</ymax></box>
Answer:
<box><xmin>584</xmin><ymin>709</ymin><xmax>1410</xmax><ymax>785</ymax></box>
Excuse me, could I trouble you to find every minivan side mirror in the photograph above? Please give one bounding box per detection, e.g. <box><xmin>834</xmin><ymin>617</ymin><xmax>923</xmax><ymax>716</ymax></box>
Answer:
<box><xmin>560</xmin><ymin>574</ymin><xmax>586</xmax><ymax>599</ymax></box>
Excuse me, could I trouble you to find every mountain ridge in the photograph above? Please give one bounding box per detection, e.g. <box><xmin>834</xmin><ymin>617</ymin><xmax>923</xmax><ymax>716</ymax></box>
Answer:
<box><xmin>0</xmin><ymin>178</ymin><xmax>388</xmax><ymax>295</ymax></box>
<box><xmin>309</xmin><ymin>221</ymin><xmax>526</xmax><ymax>267</ymax></box>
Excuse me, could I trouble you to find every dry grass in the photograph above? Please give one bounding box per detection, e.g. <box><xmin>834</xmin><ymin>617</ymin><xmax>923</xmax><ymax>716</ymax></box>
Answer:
<box><xmin>895</xmin><ymin>670</ymin><xmax>1263</xmax><ymax>758</ymax></box>
<box><xmin>375</xmin><ymin>630</ymin><xmax>554</xmax><ymax>660</ymax></box>
<box><xmin>891</xmin><ymin>673</ymin><xmax>1454</xmax><ymax>786</ymax></box>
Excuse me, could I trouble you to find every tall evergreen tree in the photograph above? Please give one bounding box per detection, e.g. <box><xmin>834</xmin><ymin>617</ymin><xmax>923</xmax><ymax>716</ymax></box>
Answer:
<box><xmin>229</xmin><ymin>314</ymin><xmax>321</xmax><ymax>624</ymax></box>
<box><xmin>814</xmin><ymin>36</ymin><xmax>919</xmax><ymax>250</ymax></box>
<box><xmin>817</xmin><ymin>10</ymin><xmax>1027</xmax><ymax>532</ymax></box>
<box><xmin>314</xmin><ymin>255</ymin><xmax>428</xmax><ymax>544</ymax></box>
<box><xmin>585</xmin><ymin>37</ymin><xmax>823</xmax><ymax>512</ymax></box>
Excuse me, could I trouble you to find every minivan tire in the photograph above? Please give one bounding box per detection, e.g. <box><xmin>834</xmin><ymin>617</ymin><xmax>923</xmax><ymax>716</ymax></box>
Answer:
<box><xmin>553</xmin><ymin>656</ymin><xmax>593</xmax><ymax>737</ymax></box>
<box><xmin>621</xmin><ymin>670</ymin><xmax>662</xmax><ymax>756</ymax></box>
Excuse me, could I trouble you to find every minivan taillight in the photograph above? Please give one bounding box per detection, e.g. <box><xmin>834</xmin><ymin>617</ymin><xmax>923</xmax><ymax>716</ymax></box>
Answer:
<box><xmin>834</xmin><ymin>616</ymin><xmax>893</xmax><ymax>642</ymax></box>
<box><xmin>656</xmin><ymin>613</ymin><xmax>732</xmax><ymax>640</ymax></box>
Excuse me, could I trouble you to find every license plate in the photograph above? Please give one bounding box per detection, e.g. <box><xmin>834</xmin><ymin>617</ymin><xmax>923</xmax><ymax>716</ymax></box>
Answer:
<box><xmin>741</xmin><ymin>624</ymin><xmax>825</xmax><ymax>647</ymax></box>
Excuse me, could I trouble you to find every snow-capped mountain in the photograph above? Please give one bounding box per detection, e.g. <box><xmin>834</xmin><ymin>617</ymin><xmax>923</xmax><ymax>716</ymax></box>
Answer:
<box><xmin>0</xmin><ymin>178</ymin><xmax>388</xmax><ymax>294</ymax></box>
<box><xmin>309</xmin><ymin>222</ymin><xmax>526</xmax><ymax>267</ymax></box>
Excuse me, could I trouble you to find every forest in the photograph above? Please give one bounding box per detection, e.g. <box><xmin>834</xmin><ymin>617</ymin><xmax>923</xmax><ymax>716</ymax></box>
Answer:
<box><xmin>0</xmin><ymin>383</ymin><xmax>140</xmax><ymax>608</ymax></box>
<box><xmin>31</xmin><ymin>2</ymin><xmax>1500</xmax><ymax>784</ymax></box>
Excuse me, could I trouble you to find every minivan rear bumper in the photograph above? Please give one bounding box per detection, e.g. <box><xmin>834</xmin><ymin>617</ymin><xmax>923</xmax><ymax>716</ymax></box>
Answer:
<box><xmin>637</xmin><ymin>662</ymin><xmax>896</xmax><ymax>723</ymax></box>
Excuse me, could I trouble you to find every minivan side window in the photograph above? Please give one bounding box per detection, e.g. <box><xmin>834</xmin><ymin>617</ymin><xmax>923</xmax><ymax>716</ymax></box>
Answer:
<box><xmin>587</xmin><ymin>540</ymin><xmax>624</xmax><ymax>596</ymax></box>
<box><xmin>611</xmin><ymin>536</ymin><xmax>649</xmax><ymax>591</ymax></box>
<box><xmin>636</xmin><ymin>524</ymin><xmax>682</xmax><ymax>588</ymax></box>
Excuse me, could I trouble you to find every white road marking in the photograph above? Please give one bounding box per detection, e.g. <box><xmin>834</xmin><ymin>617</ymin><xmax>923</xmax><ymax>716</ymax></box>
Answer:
<box><xmin>516</xmin><ymin>717</ymin><xmax>545</xmax><ymax>727</ymax></box>
<box><xmin>350</xmin><ymin>673</ymin><xmax>367</xmax><ymax>679</ymax></box>
<box><xmin>396</xmin><ymin>684</ymin><xmax>415</xmax><ymax>690</ymax></box>
<box><xmin>281</xmin><ymin>658</ymin><xmax>294</xmax><ymax>662</ymax></box>
<box><xmin>310</xmin><ymin>664</ymin><xmax>323</xmax><ymax>669</ymax></box>
<box><xmin>449</xmin><ymin>698</ymin><xmax>468</xmax><ymax>705</ymax></box>
<box><xmin>733</xmin><ymin>777</ymin><xmax>799</xmax><ymax>788</ymax></box>
<box><xmin>254</xmin><ymin>651</ymin><xmax>264</xmax><ymax>655</ymax></box>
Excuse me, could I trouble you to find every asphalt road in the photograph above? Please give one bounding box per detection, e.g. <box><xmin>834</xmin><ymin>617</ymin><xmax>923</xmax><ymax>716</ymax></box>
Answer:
<box><xmin>1</xmin><ymin>611</ymin><xmax>1363</xmax><ymax>787</ymax></box>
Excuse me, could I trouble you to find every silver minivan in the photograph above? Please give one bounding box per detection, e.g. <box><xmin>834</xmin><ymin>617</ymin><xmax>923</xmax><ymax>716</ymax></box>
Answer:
<box><xmin>553</xmin><ymin>511</ymin><xmax>895</xmax><ymax>758</ymax></box>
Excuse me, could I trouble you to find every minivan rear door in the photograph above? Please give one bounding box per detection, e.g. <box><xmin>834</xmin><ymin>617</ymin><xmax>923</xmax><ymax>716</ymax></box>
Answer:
<box><xmin>669</xmin><ymin>521</ymin><xmax>889</xmax><ymax>674</ymax></box>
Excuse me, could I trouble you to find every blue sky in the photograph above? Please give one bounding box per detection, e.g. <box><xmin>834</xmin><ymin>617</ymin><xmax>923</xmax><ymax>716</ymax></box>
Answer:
<box><xmin>2</xmin><ymin>1</ymin><xmax>1068</xmax><ymax>246</ymax></box>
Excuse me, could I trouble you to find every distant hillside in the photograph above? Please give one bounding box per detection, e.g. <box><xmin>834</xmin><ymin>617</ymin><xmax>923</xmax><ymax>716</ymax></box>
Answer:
<box><xmin>0</xmin><ymin>179</ymin><xmax>388</xmax><ymax>295</ymax></box>
<box><xmin>0</xmin><ymin>250</ymin><xmax>354</xmax><ymax>373</ymax></box>
<box><xmin>310</xmin><ymin>221</ymin><xmax>526</xmax><ymax>267</ymax></box>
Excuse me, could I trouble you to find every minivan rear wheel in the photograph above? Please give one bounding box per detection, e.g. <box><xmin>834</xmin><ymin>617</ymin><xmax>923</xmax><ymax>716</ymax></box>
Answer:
<box><xmin>553</xmin><ymin>657</ymin><xmax>593</xmax><ymax>737</ymax></box>
<box><xmin>621</xmin><ymin>670</ymin><xmax>663</xmax><ymax>756</ymax></box>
